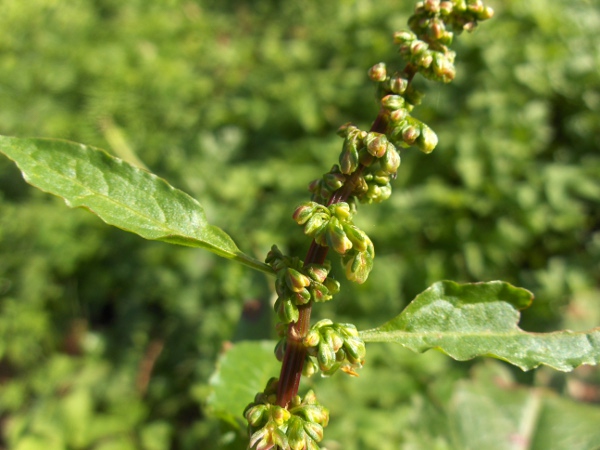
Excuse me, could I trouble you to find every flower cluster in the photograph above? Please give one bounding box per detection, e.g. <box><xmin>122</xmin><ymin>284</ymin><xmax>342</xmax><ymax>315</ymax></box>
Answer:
<box><xmin>292</xmin><ymin>201</ymin><xmax>374</xmax><ymax>283</ymax></box>
<box><xmin>303</xmin><ymin>319</ymin><xmax>366</xmax><ymax>377</ymax></box>
<box><xmin>266</xmin><ymin>245</ymin><xmax>341</xmax><ymax>324</ymax></box>
<box><xmin>245</xmin><ymin>379</ymin><xmax>329</xmax><ymax>450</ymax></box>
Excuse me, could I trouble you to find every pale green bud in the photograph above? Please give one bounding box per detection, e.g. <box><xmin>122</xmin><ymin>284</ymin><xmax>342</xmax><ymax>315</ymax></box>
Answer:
<box><xmin>368</xmin><ymin>62</ymin><xmax>387</xmax><ymax>82</ymax></box>
<box><xmin>343</xmin><ymin>223</ymin><xmax>369</xmax><ymax>253</ymax></box>
<box><xmin>287</xmin><ymin>416</ymin><xmax>307</xmax><ymax>450</ymax></box>
<box><xmin>381</xmin><ymin>94</ymin><xmax>405</xmax><ymax>110</ymax></box>
<box><xmin>302</xmin><ymin>357</ymin><xmax>319</xmax><ymax>377</ymax></box>
<box><xmin>245</xmin><ymin>405</ymin><xmax>268</xmax><ymax>427</ymax></box>
<box><xmin>317</xmin><ymin>341</ymin><xmax>336</xmax><ymax>371</ymax></box>
<box><xmin>364</xmin><ymin>132</ymin><xmax>389</xmax><ymax>158</ymax></box>
<box><xmin>380</xmin><ymin>143</ymin><xmax>401</xmax><ymax>174</ymax></box>
<box><xmin>323</xmin><ymin>172</ymin><xmax>345</xmax><ymax>191</ymax></box>
<box><xmin>393</xmin><ymin>30</ymin><xmax>416</xmax><ymax>45</ymax></box>
<box><xmin>323</xmin><ymin>277</ymin><xmax>341</xmax><ymax>295</ymax></box>
<box><xmin>304</xmin><ymin>263</ymin><xmax>330</xmax><ymax>283</ymax></box>
<box><xmin>303</xmin><ymin>422</ymin><xmax>324</xmax><ymax>442</ymax></box>
<box><xmin>388</xmin><ymin>76</ymin><xmax>408</xmax><ymax>94</ymax></box>
<box><xmin>330</xmin><ymin>202</ymin><xmax>352</xmax><ymax>221</ymax></box>
<box><xmin>325</xmin><ymin>217</ymin><xmax>353</xmax><ymax>255</ymax></box>
<box><xmin>293</xmin><ymin>288</ymin><xmax>312</xmax><ymax>305</ymax></box>
<box><xmin>402</xmin><ymin>123</ymin><xmax>420</xmax><ymax>145</ymax></box>
<box><xmin>303</xmin><ymin>329</ymin><xmax>321</xmax><ymax>348</ymax></box>
<box><xmin>303</xmin><ymin>212</ymin><xmax>329</xmax><ymax>237</ymax></box>
<box><xmin>285</xmin><ymin>268</ymin><xmax>311</xmax><ymax>293</ymax></box>
<box><xmin>416</xmin><ymin>122</ymin><xmax>438</xmax><ymax>154</ymax></box>
<box><xmin>292</xmin><ymin>202</ymin><xmax>317</xmax><ymax>225</ymax></box>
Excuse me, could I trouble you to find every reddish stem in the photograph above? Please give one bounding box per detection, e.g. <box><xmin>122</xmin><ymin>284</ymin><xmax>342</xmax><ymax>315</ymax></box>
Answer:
<box><xmin>276</xmin><ymin>109</ymin><xmax>389</xmax><ymax>408</ymax></box>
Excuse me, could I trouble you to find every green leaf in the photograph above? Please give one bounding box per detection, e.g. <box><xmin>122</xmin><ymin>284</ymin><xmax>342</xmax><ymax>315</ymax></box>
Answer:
<box><xmin>0</xmin><ymin>135</ymin><xmax>272</xmax><ymax>275</ymax></box>
<box><xmin>206</xmin><ymin>341</ymin><xmax>280</xmax><ymax>429</ymax></box>
<box><xmin>449</xmin><ymin>362</ymin><xmax>600</xmax><ymax>450</ymax></box>
<box><xmin>360</xmin><ymin>281</ymin><xmax>600</xmax><ymax>371</ymax></box>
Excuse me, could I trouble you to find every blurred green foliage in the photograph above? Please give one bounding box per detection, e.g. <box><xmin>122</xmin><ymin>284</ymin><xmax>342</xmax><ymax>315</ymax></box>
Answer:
<box><xmin>0</xmin><ymin>0</ymin><xmax>598</xmax><ymax>449</ymax></box>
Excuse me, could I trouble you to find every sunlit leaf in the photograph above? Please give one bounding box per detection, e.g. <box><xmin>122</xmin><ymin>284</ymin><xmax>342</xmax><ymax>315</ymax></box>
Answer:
<box><xmin>0</xmin><ymin>135</ymin><xmax>272</xmax><ymax>275</ymax></box>
<box><xmin>360</xmin><ymin>281</ymin><xmax>600</xmax><ymax>371</ymax></box>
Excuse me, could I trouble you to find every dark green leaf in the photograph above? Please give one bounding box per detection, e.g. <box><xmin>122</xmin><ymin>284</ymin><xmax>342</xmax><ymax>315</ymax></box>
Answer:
<box><xmin>360</xmin><ymin>281</ymin><xmax>600</xmax><ymax>371</ymax></box>
<box><xmin>0</xmin><ymin>135</ymin><xmax>272</xmax><ymax>275</ymax></box>
<box><xmin>206</xmin><ymin>341</ymin><xmax>280</xmax><ymax>429</ymax></box>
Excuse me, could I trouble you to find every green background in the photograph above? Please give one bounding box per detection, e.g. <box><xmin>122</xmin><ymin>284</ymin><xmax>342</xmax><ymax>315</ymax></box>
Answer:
<box><xmin>1</xmin><ymin>0</ymin><xmax>599</xmax><ymax>448</ymax></box>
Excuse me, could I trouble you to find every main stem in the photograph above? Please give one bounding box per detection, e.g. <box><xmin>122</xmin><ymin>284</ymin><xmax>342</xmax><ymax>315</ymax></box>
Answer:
<box><xmin>276</xmin><ymin>110</ymin><xmax>389</xmax><ymax>408</ymax></box>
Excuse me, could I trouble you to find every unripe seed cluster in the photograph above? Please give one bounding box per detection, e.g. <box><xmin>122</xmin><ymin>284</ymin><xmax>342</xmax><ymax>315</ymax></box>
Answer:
<box><xmin>292</xmin><ymin>202</ymin><xmax>374</xmax><ymax>284</ymax></box>
<box><xmin>245</xmin><ymin>379</ymin><xmax>329</xmax><ymax>450</ymax></box>
<box><xmin>266</xmin><ymin>246</ymin><xmax>341</xmax><ymax>324</ymax></box>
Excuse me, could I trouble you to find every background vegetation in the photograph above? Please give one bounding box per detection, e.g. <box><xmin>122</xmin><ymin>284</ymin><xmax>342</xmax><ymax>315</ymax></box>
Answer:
<box><xmin>1</xmin><ymin>0</ymin><xmax>599</xmax><ymax>448</ymax></box>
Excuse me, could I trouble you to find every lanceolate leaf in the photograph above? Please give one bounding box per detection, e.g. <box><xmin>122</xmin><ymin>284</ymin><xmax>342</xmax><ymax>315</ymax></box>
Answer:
<box><xmin>360</xmin><ymin>281</ymin><xmax>600</xmax><ymax>371</ymax></box>
<box><xmin>0</xmin><ymin>135</ymin><xmax>272</xmax><ymax>275</ymax></box>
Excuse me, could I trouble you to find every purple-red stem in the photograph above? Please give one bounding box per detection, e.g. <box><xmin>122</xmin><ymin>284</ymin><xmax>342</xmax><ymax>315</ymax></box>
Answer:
<box><xmin>276</xmin><ymin>109</ymin><xmax>389</xmax><ymax>408</ymax></box>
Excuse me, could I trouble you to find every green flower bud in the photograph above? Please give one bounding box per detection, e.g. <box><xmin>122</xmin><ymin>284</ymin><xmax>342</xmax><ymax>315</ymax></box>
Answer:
<box><xmin>303</xmin><ymin>212</ymin><xmax>329</xmax><ymax>238</ymax></box>
<box><xmin>368</xmin><ymin>62</ymin><xmax>387</xmax><ymax>82</ymax></box>
<box><xmin>245</xmin><ymin>405</ymin><xmax>269</xmax><ymax>427</ymax></box>
<box><xmin>323</xmin><ymin>328</ymin><xmax>344</xmax><ymax>352</ymax></box>
<box><xmin>393</xmin><ymin>30</ymin><xmax>416</xmax><ymax>45</ymax></box>
<box><xmin>410</xmin><ymin>39</ymin><xmax>429</xmax><ymax>57</ymax></box>
<box><xmin>304</xmin><ymin>263</ymin><xmax>330</xmax><ymax>283</ymax></box>
<box><xmin>402</xmin><ymin>123</ymin><xmax>420</xmax><ymax>145</ymax></box>
<box><xmin>330</xmin><ymin>202</ymin><xmax>352</xmax><ymax>221</ymax></box>
<box><xmin>336</xmin><ymin>122</ymin><xmax>356</xmax><ymax>138</ymax></box>
<box><xmin>343</xmin><ymin>337</ymin><xmax>366</xmax><ymax>364</ymax></box>
<box><xmin>325</xmin><ymin>217</ymin><xmax>353</xmax><ymax>255</ymax></box>
<box><xmin>285</xmin><ymin>268</ymin><xmax>311</xmax><ymax>293</ymax></box>
<box><xmin>276</xmin><ymin>298</ymin><xmax>299</xmax><ymax>323</ymax></box>
<box><xmin>432</xmin><ymin>51</ymin><xmax>456</xmax><ymax>82</ymax></box>
<box><xmin>389</xmin><ymin>108</ymin><xmax>408</xmax><ymax>124</ymax></box>
<box><xmin>317</xmin><ymin>340</ymin><xmax>336</xmax><ymax>371</ymax></box>
<box><xmin>364</xmin><ymin>132</ymin><xmax>388</xmax><ymax>158</ymax></box>
<box><xmin>342</xmin><ymin>243</ymin><xmax>374</xmax><ymax>284</ymax></box>
<box><xmin>323</xmin><ymin>172</ymin><xmax>345</xmax><ymax>191</ymax></box>
<box><xmin>358</xmin><ymin>147</ymin><xmax>375</xmax><ymax>167</ymax></box>
<box><xmin>381</xmin><ymin>94</ymin><xmax>405</xmax><ymax>110</ymax></box>
<box><xmin>424</xmin><ymin>0</ymin><xmax>441</xmax><ymax>13</ymax></box>
<box><xmin>479</xmin><ymin>5</ymin><xmax>494</xmax><ymax>20</ymax></box>
<box><xmin>303</xmin><ymin>329</ymin><xmax>321</xmax><ymax>348</ymax></box>
<box><xmin>388</xmin><ymin>75</ymin><xmax>408</xmax><ymax>95</ymax></box>
<box><xmin>287</xmin><ymin>416</ymin><xmax>307</xmax><ymax>450</ymax></box>
<box><xmin>380</xmin><ymin>143</ymin><xmax>401</xmax><ymax>174</ymax></box>
<box><xmin>416</xmin><ymin>122</ymin><xmax>438</xmax><ymax>154</ymax></box>
<box><xmin>440</xmin><ymin>0</ymin><xmax>453</xmax><ymax>14</ymax></box>
<box><xmin>339</xmin><ymin>145</ymin><xmax>360</xmax><ymax>175</ymax></box>
<box><xmin>292</xmin><ymin>202</ymin><xmax>317</xmax><ymax>225</ymax></box>
<box><xmin>302</xmin><ymin>356</ymin><xmax>319</xmax><ymax>377</ymax></box>
<box><xmin>310</xmin><ymin>281</ymin><xmax>331</xmax><ymax>303</ymax></box>
<box><xmin>342</xmin><ymin>223</ymin><xmax>369</xmax><ymax>253</ymax></box>
<box><xmin>271</xmin><ymin>405</ymin><xmax>291</xmax><ymax>426</ymax></box>
<box><xmin>303</xmin><ymin>422</ymin><xmax>324</xmax><ymax>443</ymax></box>
<box><xmin>323</xmin><ymin>277</ymin><xmax>341</xmax><ymax>295</ymax></box>
<box><xmin>416</xmin><ymin>51</ymin><xmax>433</xmax><ymax>68</ymax></box>
<box><xmin>293</xmin><ymin>287</ymin><xmax>312</xmax><ymax>305</ymax></box>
